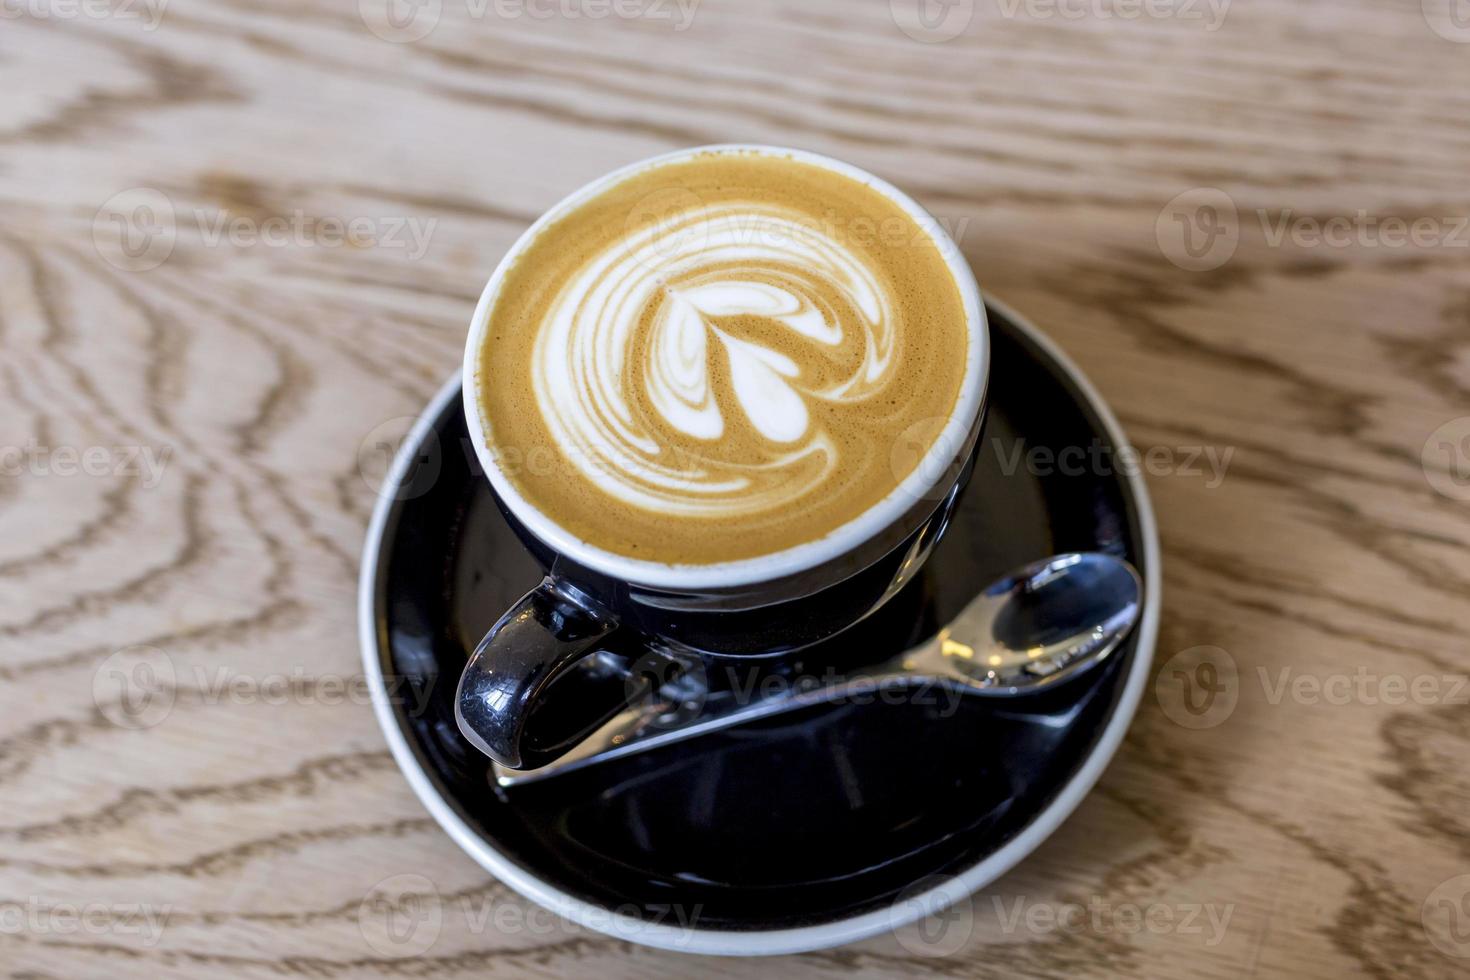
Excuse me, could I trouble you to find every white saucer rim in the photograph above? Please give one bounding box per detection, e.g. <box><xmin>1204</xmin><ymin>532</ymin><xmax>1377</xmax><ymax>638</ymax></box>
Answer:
<box><xmin>357</xmin><ymin>296</ymin><xmax>1162</xmax><ymax>957</ymax></box>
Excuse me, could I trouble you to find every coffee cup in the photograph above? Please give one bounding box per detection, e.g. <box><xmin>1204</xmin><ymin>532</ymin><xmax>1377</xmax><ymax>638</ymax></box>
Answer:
<box><xmin>456</xmin><ymin>145</ymin><xmax>988</xmax><ymax>769</ymax></box>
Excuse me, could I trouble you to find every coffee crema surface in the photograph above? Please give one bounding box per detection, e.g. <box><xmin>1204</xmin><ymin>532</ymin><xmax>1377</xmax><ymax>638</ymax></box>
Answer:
<box><xmin>475</xmin><ymin>152</ymin><xmax>970</xmax><ymax>565</ymax></box>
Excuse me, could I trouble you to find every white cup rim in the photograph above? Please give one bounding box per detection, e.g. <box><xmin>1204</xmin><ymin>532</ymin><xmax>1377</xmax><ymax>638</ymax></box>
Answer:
<box><xmin>462</xmin><ymin>144</ymin><xmax>988</xmax><ymax>590</ymax></box>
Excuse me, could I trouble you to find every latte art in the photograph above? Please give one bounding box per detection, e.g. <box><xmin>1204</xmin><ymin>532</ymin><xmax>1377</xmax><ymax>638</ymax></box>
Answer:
<box><xmin>476</xmin><ymin>151</ymin><xmax>972</xmax><ymax>565</ymax></box>
<box><xmin>536</xmin><ymin>204</ymin><xmax>896</xmax><ymax>518</ymax></box>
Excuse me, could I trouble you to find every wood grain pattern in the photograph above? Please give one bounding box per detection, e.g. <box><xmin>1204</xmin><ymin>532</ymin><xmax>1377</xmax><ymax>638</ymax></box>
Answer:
<box><xmin>3</xmin><ymin>0</ymin><xmax>1469</xmax><ymax>976</ymax></box>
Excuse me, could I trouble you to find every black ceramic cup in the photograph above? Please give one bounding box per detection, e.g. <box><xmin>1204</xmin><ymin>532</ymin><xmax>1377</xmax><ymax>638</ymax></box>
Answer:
<box><xmin>456</xmin><ymin>145</ymin><xmax>989</xmax><ymax>769</ymax></box>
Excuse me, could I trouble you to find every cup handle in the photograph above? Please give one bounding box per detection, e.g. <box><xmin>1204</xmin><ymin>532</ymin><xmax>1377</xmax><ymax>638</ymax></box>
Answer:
<box><xmin>455</xmin><ymin>577</ymin><xmax>623</xmax><ymax>769</ymax></box>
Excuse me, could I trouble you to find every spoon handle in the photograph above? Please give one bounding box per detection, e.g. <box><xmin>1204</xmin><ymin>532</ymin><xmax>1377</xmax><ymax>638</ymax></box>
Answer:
<box><xmin>494</xmin><ymin>675</ymin><xmax>896</xmax><ymax>786</ymax></box>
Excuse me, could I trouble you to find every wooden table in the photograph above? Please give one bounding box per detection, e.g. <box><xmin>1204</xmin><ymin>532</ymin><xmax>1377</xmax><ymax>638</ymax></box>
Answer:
<box><xmin>4</xmin><ymin>1</ymin><xmax>1468</xmax><ymax>976</ymax></box>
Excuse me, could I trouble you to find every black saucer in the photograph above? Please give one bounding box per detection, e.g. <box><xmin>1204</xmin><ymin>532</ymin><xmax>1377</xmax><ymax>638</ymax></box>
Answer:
<box><xmin>360</xmin><ymin>300</ymin><xmax>1159</xmax><ymax>953</ymax></box>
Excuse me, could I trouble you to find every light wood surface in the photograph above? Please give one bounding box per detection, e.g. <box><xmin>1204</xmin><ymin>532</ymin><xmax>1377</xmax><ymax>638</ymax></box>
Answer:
<box><xmin>4</xmin><ymin>1</ymin><xmax>1469</xmax><ymax>976</ymax></box>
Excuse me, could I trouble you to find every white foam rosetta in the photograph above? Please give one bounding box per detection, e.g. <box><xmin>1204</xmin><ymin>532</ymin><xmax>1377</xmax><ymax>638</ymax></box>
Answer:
<box><xmin>532</xmin><ymin>203</ymin><xmax>898</xmax><ymax>517</ymax></box>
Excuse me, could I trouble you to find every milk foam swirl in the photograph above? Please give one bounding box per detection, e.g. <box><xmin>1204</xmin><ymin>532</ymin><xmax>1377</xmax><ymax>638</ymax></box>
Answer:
<box><xmin>531</xmin><ymin>204</ymin><xmax>897</xmax><ymax>518</ymax></box>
